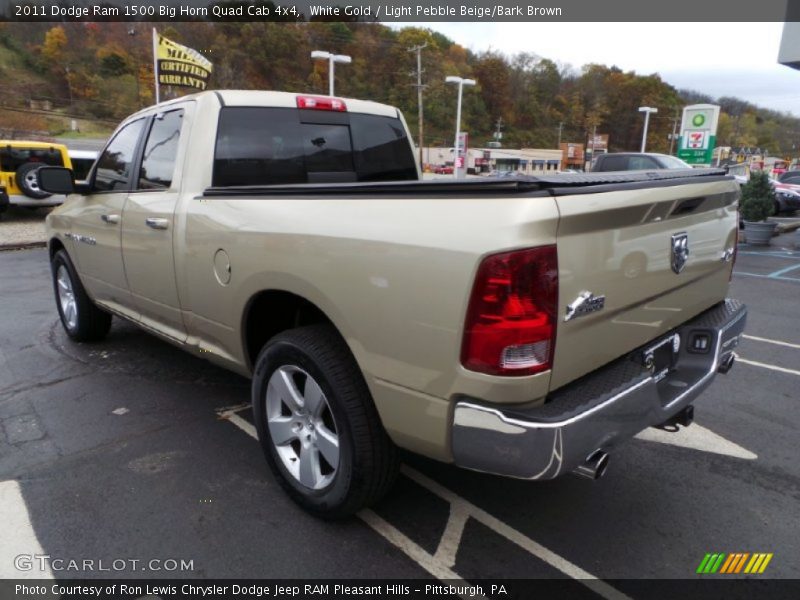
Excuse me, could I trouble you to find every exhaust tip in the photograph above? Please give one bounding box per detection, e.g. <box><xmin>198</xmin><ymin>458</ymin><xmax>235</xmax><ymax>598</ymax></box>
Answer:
<box><xmin>572</xmin><ymin>450</ymin><xmax>609</xmax><ymax>481</ymax></box>
<box><xmin>718</xmin><ymin>353</ymin><xmax>736</xmax><ymax>374</ymax></box>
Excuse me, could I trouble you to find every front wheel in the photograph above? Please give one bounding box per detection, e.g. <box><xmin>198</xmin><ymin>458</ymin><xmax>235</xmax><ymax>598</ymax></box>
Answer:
<box><xmin>51</xmin><ymin>250</ymin><xmax>112</xmax><ymax>342</ymax></box>
<box><xmin>252</xmin><ymin>325</ymin><xmax>399</xmax><ymax>518</ymax></box>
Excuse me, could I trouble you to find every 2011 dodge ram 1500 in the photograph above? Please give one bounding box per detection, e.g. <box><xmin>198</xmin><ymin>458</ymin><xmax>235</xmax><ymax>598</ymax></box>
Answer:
<box><xmin>41</xmin><ymin>90</ymin><xmax>746</xmax><ymax>517</ymax></box>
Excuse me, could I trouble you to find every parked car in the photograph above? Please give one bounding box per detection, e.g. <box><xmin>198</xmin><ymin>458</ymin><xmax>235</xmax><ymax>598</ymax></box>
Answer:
<box><xmin>67</xmin><ymin>149</ymin><xmax>99</xmax><ymax>181</ymax></box>
<box><xmin>0</xmin><ymin>140</ymin><xmax>73</xmax><ymax>209</ymax></box>
<box><xmin>771</xmin><ymin>181</ymin><xmax>800</xmax><ymax>214</ymax></box>
<box><xmin>592</xmin><ymin>152</ymin><xmax>692</xmax><ymax>172</ymax></box>
<box><xmin>434</xmin><ymin>164</ymin><xmax>454</xmax><ymax>175</ymax></box>
<box><xmin>777</xmin><ymin>170</ymin><xmax>800</xmax><ymax>184</ymax></box>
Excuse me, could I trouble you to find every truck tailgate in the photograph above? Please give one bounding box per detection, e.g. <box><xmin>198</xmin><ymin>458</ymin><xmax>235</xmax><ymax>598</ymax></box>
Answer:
<box><xmin>549</xmin><ymin>177</ymin><xmax>739</xmax><ymax>391</ymax></box>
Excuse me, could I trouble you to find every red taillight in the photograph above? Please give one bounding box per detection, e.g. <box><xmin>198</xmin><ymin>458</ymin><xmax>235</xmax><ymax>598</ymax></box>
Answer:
<box><xmin>461</xmin><ymin>245</ymin><xmax>558</xmax><ymax>376</ymax></box>
<box><xmin>296</xmin><ymin>95</ymin><xmax>347</xmax><ymax>111</ymax></box>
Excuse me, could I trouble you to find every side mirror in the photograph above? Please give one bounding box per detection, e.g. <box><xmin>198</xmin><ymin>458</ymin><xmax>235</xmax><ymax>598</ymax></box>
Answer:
<box><xmin>38</xmin><ymin>167</ymin><xmax>76</xmax><ymax>195</ymax></box>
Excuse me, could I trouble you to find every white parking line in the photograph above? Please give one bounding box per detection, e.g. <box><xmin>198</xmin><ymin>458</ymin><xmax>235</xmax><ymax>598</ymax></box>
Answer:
<box><xmin>635</xmin><ymin>424</ymin><xmax>757</xmax><ymax>460</ymax></box>
<box><xmin>736</xmin><ymin>357</ymin><xmax>800</xmax><ymax>377</ymax></box>
<box><xmin>432</xmin><ymin>504</ymin><xmax>470</xmax><ymax>568</ymax></box>
<box><xmin>221</xmin><ymin>410</ymin><xmax>257</xmax><ymax>438</ymax></box>
<box><xmin>402</xmin><ymin>467</ymin><xmax>631</xmax><ymax>600</ymax></box>
<box><xmin>358</xmin><ymin>510</ymin><xmax>470</xmax><ymax>586</ymax></box>
<box><xmin>0</xmin><ymin>480</ymin><xmax>53</xmax><ymax>579</ymax></box>
<box><xmin>742</xmin><ymin>334</ymin><xmax>800</xmax><ymax>350</ymax></box>
<box><xmin>219</xmin><ymin>407</ymin><xmax>631</xmax><ymax>600</ymax></box>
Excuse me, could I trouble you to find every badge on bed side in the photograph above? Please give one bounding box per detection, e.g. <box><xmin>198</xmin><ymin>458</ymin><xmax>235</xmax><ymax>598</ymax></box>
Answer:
<box><xmin>564</xmin><ymin>290</ymin><xmax>606</xmax><ymax>322</ymax></box>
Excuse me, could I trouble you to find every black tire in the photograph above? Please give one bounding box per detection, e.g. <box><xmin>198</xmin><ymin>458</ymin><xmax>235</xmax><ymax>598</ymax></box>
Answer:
<box><xmin>252</xmin><ymin>324</ymin><xmax>399</xmax><ymax>519</ymax></box>
<box><xmin>51</xmin><ymin>249</ymin><xmax>112</xmax><ymax>342</ymax></box>
<box><xmin>15</xmin><ymin>162</ymin><xmax>51</xmax><ymax>200</ymax></box>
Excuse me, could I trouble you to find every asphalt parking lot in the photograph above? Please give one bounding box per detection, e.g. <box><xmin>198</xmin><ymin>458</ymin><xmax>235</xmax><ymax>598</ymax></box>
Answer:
<box><xmin>1</xmin><ymin>244</ymin><xmax>798</xmax><ymax>597</ymax></box>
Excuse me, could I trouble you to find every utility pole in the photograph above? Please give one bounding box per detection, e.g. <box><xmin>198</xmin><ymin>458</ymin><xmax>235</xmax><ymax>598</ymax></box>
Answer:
<box><xmin>557</xmin><ymin>121</ymin><xmax>564</xmax><ymax>147</ymax></box>
<box><xmin>128</xmin><ymin>27</ymin><xmax>142</xmax><ymax>108</ymax></box>
<box><xmin>669</xmin><ymin>108</ymin><xmax>679</xmax><ymax>155</ymax></box>
<box><xmin>408</xmin><ymin>43</ymin><xmax>427</xmax><ymax>169</ymax></box>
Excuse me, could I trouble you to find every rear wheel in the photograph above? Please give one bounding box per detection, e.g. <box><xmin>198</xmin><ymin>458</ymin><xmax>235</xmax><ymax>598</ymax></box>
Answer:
<box><xmin>51</xmin><ymin>250</ymin><xmax>112</xmax><ymax>342</ymax></box>
<box><xmin>252</xmin><ymin>324</ymin><xmax>399</xmax><ymax>518</ymax></box>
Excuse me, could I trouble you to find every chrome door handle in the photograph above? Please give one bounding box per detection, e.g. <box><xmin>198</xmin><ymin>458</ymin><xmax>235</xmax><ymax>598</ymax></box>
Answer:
<box><xmin>101</xmin><ymin>214</ymin><xmax>119</xmax><ymax>224</ymax></box>
<box><xmin>145</xmin><ymin>217</ymin><xmax>169</xmax><ymax>230</ymax></box>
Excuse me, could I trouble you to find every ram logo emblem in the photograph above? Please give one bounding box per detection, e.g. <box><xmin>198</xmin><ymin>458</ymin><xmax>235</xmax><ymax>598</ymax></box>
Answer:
<box><xmin>671</xmin><ymin>232</ymin><xmax>689</xmax><ymax>274</ymax></box>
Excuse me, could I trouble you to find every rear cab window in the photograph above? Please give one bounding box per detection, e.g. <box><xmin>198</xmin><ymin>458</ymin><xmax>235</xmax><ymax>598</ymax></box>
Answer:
<box><xmin>0</xmin><ymin>146</ymin><xmax>65</xmax><ymax>171</ymax></box>
<box><xmin>212</xmin><ymin>106</ymin><xmax>417</xmax><ymax>187</ymax></box>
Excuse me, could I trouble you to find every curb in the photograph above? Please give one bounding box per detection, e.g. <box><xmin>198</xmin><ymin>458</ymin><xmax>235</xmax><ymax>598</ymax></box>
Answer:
<box><xmin>0</xmin><ymin>241</ymin><xmax>47</xmax><ymax>252</ymax></box>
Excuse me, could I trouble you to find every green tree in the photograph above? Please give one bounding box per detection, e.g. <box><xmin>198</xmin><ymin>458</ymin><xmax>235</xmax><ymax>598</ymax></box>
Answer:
<box><xmin>740</xmin><ymin>171</ymin><xmax>776</xmax><ymax>222</ymax></box>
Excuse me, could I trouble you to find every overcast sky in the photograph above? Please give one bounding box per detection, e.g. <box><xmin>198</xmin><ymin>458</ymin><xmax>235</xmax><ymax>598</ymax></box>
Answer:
<box><xmin>398</xmin><ymin>22</ymin><xmax>800</xmax><ymax>116</ymax></box>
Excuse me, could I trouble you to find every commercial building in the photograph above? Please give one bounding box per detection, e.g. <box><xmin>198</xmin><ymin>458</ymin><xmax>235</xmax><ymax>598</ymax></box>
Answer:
<box><xmin>423</xmin><ymin>146</ymin><xmax>562</xmax><ymax>174</ymax></box>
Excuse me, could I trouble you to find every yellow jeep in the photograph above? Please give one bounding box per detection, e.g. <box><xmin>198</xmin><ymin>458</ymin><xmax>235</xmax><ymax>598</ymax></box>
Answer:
<box><xmin>0</xmin><ymin>140</ymin><xmax>73</xmax><ymax>212</ymax></box>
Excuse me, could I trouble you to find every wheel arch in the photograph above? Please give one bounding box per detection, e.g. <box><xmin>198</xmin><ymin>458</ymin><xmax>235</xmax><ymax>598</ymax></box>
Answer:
<box><xmin>241</xmin><ymin>289</ymin><xmax>345</xmax><ymax>373</ymax></box>
<box><xmin>48</xmin><ymin>237</ymin><xmax>66</xmax><ymax>261</ymax></box>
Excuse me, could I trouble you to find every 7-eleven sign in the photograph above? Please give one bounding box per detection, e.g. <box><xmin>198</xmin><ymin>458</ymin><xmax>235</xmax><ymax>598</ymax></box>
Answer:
<box><xmin>686</xmin><ymin>131</ymin><xmax>707</xmax><ymax>149</ymax></box>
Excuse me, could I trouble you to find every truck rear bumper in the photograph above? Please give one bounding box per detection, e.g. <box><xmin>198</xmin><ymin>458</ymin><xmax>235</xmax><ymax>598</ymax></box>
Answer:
<box><xmin>451</xmin><ymin>298</ymin><xmax>747</xmax><ymax>480</ymax></box>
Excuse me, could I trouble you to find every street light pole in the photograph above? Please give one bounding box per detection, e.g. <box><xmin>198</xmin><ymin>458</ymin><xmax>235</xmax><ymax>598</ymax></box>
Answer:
<box><xmin>445</xmin><ymin>75</ymin><xmax>475</xmax><ymax>179</ymax></box>
<box><xmin>638</xmin><ymin>106</ymin><xmax>658</xmax><ymax>152</ymax></box>
<box><xmin>311</xmin><ymin>50</ymin><xmax>352</xmax><ymax>96</ymax></box>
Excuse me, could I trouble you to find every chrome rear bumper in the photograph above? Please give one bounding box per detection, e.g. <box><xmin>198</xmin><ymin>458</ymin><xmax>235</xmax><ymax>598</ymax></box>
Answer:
<box><xmin>451</xmin><ymin>299</ymin><xmax>747</xmax><ymax>480</ymax></box>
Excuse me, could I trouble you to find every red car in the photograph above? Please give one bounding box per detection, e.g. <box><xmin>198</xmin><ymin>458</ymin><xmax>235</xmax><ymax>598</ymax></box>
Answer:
<box><xmin>434</xmin><ymin>165</ymin><xmax>454</xmax><ymax>175</ymax></box>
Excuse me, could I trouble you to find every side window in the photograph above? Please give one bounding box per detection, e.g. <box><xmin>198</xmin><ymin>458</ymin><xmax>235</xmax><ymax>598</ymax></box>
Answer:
<box><xmin>94</xmin><ymin>119</ymin><xmax>146</xmax><ymax>192</ymax></box>
<box><xmin>629</xmin><ymin>156</ymin><xmax>659</xmax><ymax>170</ymax></box>
<box><xmin>601</xmin><ymin>156</ymin><xmax>626</xmax><ymax>171</ymax></box>
<box><xmin>138</xmin><ymin>110</ymin><xmax>184</xmax><ymax>190</ymax></box>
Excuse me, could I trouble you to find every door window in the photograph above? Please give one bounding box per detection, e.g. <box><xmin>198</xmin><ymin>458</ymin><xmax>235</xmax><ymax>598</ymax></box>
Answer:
<box><xmin>138</xmin><ymin>110</ymin><xmax>184</xmax><ymax>190</ymax></box>
<box><xmin>94</xmin><ymin>119</ymin><xmax>146</xmax><ymax>192</ymax></box>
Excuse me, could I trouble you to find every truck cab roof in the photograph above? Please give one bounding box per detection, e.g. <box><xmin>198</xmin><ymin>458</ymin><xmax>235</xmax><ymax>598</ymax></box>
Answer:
<box><xmin>129</xmin><ymin>90</ymin><xmax>400</xmax><ymax>119</ymax></box>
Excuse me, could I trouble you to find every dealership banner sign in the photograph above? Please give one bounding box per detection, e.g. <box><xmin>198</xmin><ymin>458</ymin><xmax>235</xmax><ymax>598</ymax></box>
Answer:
<box><xmin>154</xmin><ymin>31</ymin><xmax>212</xmax><ymax>96</ymax></box>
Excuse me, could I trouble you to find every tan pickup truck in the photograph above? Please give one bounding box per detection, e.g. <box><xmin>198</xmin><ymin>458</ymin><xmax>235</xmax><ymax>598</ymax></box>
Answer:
<box><xmin>40</xmin><ymin>90</ymin><xmax>746</xmax><ymax>517</ymax></box>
